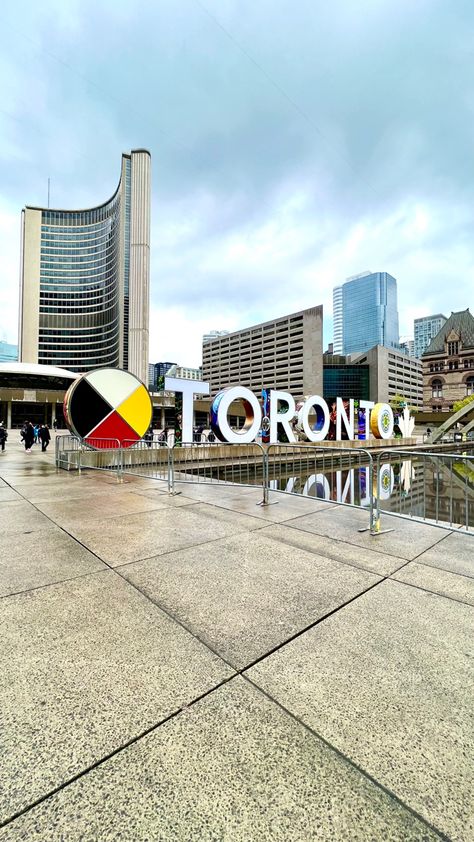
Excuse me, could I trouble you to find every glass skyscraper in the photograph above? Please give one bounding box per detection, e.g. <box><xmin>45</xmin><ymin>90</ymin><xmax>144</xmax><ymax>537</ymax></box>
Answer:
<box><xmin>339</xmin><ymin>271</ymin><xmax>400</xmax><ymax>356</ymax></box>
<box><xmin>19</xmin><ymin>150</ymin><xmax>151</xmax><ymax>384</ymax></box>
<box><xmin>414</xmin><ymin>314</ymin><xmax>447</xmax><ymax>359</ymax></box>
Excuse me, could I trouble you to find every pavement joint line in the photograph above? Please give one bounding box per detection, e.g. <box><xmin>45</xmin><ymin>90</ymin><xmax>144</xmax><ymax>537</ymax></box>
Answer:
<box><xmin>254</xmin><ymin>528</ymin><xmax>409</xmax><ymax>577</ymax></box>
<box><xmin>0</xmin><ymin>566</ymin><xmax>109</xmax><ymax>602</ymax></box>
<box><xmin>0</xmin><ymin>672</ymin><xmax>238</xmax><ymax>833</ymax></box>
<box><xmin>241</xmin><ymin>674</ymin><xmax>450</xmax><ymax>842</ymax></box>
<box><xmin>404</xmin><ymin>557</ymin><xmax>474</xmax><ymax>582</ymax></box>
<box><xmin>386</xmin><ymin>575</ymin><xmax>474</xmax><ymax>609</ymax></box>
<box><xmin>281</xmin><ymin>517</ymin><xmax>452</xmax><ymax>562</ymax></box>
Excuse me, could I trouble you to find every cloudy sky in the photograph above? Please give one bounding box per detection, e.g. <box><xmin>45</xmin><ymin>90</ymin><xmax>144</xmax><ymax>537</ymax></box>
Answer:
<box><xmin>1</xmin><ymin>0</ymin><xmax>473</xmax><ymax>365</ymax></box>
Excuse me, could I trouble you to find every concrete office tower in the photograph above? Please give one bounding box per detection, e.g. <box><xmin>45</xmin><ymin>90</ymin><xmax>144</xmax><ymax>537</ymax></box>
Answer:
<box><xmin>332</xmin><ymin>285</ymin><xmax>343</xmax><ymax>354</ymax></box>
<box><xmin>19</xmin><ymin>149</ymin><xmax>151</xmax><ymax>384</ymax></box>
<box><xmin>414</xmin><ymin>314</ymin><xmax>447</xmax><ymax>360</ymax></box>
<box><xmin>202</xmin><ymin>306</ymin><xmax>323</xmax><ymax>400</ymax></box>
<box><xmin>340</xmin><ymin>271</ymin><xmax>400</xmax><ymax>356</ymax></box>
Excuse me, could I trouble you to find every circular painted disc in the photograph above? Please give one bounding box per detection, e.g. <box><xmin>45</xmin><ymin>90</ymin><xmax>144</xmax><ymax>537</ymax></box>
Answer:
<box><xmin>63</xmin><ymin>368</ymin><xmax>152</xmax><ymax>449</ymax></box>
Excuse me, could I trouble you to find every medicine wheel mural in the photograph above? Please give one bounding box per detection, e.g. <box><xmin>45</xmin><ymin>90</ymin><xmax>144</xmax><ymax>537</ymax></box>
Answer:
<box><xmin>64</xmin><ymin>368</ymin><xmax>152</xmax><ymax>448</ymax></box>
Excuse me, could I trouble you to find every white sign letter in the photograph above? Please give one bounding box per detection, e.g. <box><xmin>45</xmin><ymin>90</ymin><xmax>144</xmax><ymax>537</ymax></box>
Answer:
<box><xmin>165</xmin><ymin>377</ymin><xmax>210</xmax><ymax>444</ymax></box>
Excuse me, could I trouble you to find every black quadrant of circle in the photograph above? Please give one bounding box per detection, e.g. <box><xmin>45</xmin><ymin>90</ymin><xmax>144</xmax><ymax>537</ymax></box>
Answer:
<box><xmin>68</xmin><ymin>377</ymin><xmax>114</xmax><ymax>438</ymax></box>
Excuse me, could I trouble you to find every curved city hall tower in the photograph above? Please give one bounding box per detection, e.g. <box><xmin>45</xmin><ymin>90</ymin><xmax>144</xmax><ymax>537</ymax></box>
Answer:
<box><xmin>19</xmin><ymin>150</ymin><xmax>150</xmax><ymax>384</ymax></box>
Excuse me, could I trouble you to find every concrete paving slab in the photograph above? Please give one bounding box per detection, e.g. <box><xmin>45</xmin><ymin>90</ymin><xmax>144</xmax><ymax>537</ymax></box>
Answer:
<box><xmin>414</xmin><ymin>532</ymin><xmax>474</xmax><ymax>578</ymax></box>
<box><xmin>0</xmin><ymin>500</ymin><xmax>57</xmax><ymax>535</ymax></box>
<box><xmin>34</xmin><ymin>489</ymin><xmax>179</xmax><ymax>526</ymax></box>
<box><xmin>288</xmin><ymin>505</ymin><xmax>449</xmax><ymax>560</ymax></box>
<box><xmin>259</xmin><ymin>522</ymin><xmax>408</xmax><ymax>576</ymax></box>
<box><xmin>11</xmin><ymin>478</ymin><xmax>138</xmax><ymax>504</ymax></box>
<box><xmin>0</xmin><ymin>487</ymin><xmax>22</xmax><ymax>503</ymax></box>
<box><xmin>392</xmin><ymin>560</ymin><xmax>474</xmax><ymax>606</ymax></box>
<box><xmin>0</xmin><ymin>526</ymin><xmax>107</xmax><ymax>597</ymax></box>
<box><xmin>65</xmin><ymin>503</ymin><xmax>264</xmax><ymax>566</ymax></box>
<box><xmin>198</xmin><ymin>488</ymin><xmax>337</xmax><ymax>523</ymax></box>
<box><xmin>0</xmin><ymin>678</ymin><xmax>443</xmax><ymax>842</ymax></box>
<box><xmin>0</xmin><ymin>570</ymin><xmax>232</xmax><ymax>824</ymax></box>
<box><xmin>119</xmin><ymin>531</ymin><xmax>380</xmax><ymax>669</ymax></box>
<box><xmin>172</xmin><ymin>481</ymin><xmax>260</xmax><ymax>501</ymax></box>
<box><xmin>247</xmin><ymin>579</ymin><xmax>474</xmax><ymax>840</ymax></box>
<box><xmin>129</xmin><ymin>487</ymin><xmax>203</xmax><ymax>507</ymax></box>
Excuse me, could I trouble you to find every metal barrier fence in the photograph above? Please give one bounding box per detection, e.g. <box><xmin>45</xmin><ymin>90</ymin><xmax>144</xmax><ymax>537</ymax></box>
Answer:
<box><xmin>266</xmin><ymin>443</ymin><xmax>379</xmax><ymax>533</ymax></box>
<box><xmin>55</xmin><ymin>435</ymin><xmax>474</xmax><ymax>537</ymax></box>
<box><xmin>55</xmin><ymin>434</ymin><xmax>121</xmax><ymax>478</ymax></box>
<box><xmin>375</xmin><ymin>448</ymin><xmax>474</xmax><ymax>534</ymax></box>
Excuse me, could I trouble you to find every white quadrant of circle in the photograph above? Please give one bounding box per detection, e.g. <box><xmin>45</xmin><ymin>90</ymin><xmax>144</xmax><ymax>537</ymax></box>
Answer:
<box><xmin>86</xmin><ymin>369</ymin><xmax>140</xmax><ymax>409</ymax></box>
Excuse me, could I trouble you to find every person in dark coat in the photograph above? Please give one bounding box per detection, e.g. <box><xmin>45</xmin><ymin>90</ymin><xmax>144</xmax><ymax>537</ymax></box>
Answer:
<box><xmin>0</xmin><ymin>423</ymin><xmax>7</xmax><ymax>452</ymax></box>
<box><xmin>38</xmin><ymin>424</ymin><xmax>51</xmax><ymax>452</ymax></box>
<box><xmin>21</xmin><ymin>421</ymin><xmax>35</xmax><ymax>453</ymax></box>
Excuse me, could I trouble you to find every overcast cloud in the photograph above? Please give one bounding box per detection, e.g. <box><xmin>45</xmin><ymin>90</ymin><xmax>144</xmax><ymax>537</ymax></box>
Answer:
<box><xmin>1</xmin><ymin>0</ymin><xmax>473</xmax><ymax>365</ymax></box>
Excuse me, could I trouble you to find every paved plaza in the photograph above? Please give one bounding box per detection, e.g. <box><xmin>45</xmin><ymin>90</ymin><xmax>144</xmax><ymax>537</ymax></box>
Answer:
<box><xmin>0</xmin><ymin>441</ymin><xmax>473</xmax><ymax>840</ymax></box>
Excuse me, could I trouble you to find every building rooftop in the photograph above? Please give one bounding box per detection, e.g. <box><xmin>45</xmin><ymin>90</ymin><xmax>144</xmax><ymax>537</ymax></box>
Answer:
<box><xmin>0</xmin><ymin>445</ymin><xmax>472</xmax><ymax>839</ymax></box>
<box><xmin>423</xmin><ymin>308</ymin><xmax>474</xmax><ymax>355</ymax></box>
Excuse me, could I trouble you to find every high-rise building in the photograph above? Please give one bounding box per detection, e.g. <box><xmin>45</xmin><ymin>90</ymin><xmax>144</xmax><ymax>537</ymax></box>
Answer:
<box><xmin>338</xmin><ymin>271</ymin><xmax>400</xmax><ymax>356</ymax></box>
<box><xmin>19</xmin><ymin>149</ymin><xmax>151</xmax><ymax>384</ymax></box>
<box><xmin>414</xmin><ymin>314</ymin><xmax>447</xmax><ymax>360</ymax></box>
<box><xmin>400</xmin><ymin>337</ymin><xmax>415</xmax><ymax>357</ymax></box>
<box><xmin>148</xmin><ymin>361</ymin><xmax>177</xmax><ymax>391</ymax></box>
<box><xmin>203</xmin><ymin>329</ymin><xmax>230</xmax><ymax>345</ymax></box>
<box><xmin>332</xmin><ymin>286</ymin><xmax>343</xmax><ymax>354</ymax></box>
<box><xmin>202</xmin><ymin>306</ymin><xmax>323</xmax><ymax>400</ymax></box>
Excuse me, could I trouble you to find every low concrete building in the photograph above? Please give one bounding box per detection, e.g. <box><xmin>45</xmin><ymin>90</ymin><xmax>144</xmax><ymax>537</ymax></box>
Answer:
<box><xmin>350</xmin><ymin>345</ymin><xmax>423</xmax><ymax>407</ymax></box>
<box><xmin>202</xmin><ymin>306</ymin><xmax>323</xmax><ymax>400</ymax></box>
<box><xmin>422</xmin><ymin>309</ymin><xmax>474</xmax><ymax>412</ymax></box>
<box><xmin>0</xmin><ymin>363</ymin><xmax>77</xmax><ymax>428</ymax></box>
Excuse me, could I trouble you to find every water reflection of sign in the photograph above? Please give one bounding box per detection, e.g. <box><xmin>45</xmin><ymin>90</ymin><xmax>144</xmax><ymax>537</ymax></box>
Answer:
<box><xmin>64</xmin><ymin>368</ymin><xmax>152</xmax><ymax>448</ymax></box>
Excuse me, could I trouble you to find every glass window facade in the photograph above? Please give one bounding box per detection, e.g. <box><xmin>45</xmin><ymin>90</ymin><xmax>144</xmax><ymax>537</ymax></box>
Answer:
<box><xmin>414</xmin><ymin>314</ymin><xmax>447</xmax><ymax>359</ymax></box>
<box><xmin>38</xmin><ymin>197</ymin><xmax>122</xmax><ymax>372</ymax></box>
<box><xmin>323</xmin><ymin>364</ymin><xmax>370</xmax><ymax>401</ymax></box>
<box><xmin>341</xmin><ymin>272</ymin><xmax>400</xmax><ymax>356</ymax></box>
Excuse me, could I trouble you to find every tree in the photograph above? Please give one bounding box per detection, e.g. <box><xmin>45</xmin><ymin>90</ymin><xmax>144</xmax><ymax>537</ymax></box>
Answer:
<box><xmin>453</xmin><ymin>394</ymin><xmax>474</xmax><ymax>414</ymax></box>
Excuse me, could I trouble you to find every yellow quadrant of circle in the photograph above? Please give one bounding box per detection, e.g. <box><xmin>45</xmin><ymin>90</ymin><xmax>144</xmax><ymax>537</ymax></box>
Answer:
<box><xmin>116</xmin><ymin>385</ymin><xmax>152</xmax><ymax>437</ymax></box>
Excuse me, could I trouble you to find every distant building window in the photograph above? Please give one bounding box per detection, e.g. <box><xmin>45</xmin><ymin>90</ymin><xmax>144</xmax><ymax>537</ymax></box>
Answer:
<box><xmin>467</xmin><ymin>376</ymin><xmax>474</xmax><ymax>396</ymax></box>
<box><xmin>431</xmin><ymin>379</ymin><xmax>443</xmax><ymax>398</ymax></box>
<box><xmin>447</xmin><ymin>341</ymin><xmax>459</xmax><ymax>356</ymax></box>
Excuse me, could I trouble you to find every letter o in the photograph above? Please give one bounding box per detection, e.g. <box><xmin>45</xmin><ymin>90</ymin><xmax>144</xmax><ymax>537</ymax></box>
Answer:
<box><xmin>370</xmin><ymin>403</ymin><xmax>394</xmax><ymax>439</ymax></box>
<box><xmin>300</xmin><ymin>395</ymin><xmax>330</xmax><ymax>442</ymax></box>
<box><xmin>211</xmin><ymin>387</ymin><xmax>262</xmax><ymax>443</ymax></box>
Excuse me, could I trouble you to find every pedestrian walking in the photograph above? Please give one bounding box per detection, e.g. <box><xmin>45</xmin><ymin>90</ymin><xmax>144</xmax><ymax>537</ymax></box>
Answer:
<box><xmin>21</xmin><ymin>421</ymin><xmax>35</xmax><ymax>453</ymax></box>
<box><xmin>39</xmin><ymin>424</ymin><xmax>51</xmax><ymax>452</ymax></box>
<box><xmin>0</xmin><ymin>423</ymin><xmax>7</xmax><ymax>452</ymax></box>
<box><xmin>53</xmin><ymin>418</ymin><xmax>58</xmax><ymax>432</ymax></box>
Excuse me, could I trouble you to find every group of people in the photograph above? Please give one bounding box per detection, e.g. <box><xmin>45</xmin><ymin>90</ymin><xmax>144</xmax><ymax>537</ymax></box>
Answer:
<box><xmin>20</xmin><ymin>421</ymin><xmax>51</xmax><ymax>453</ymax></box>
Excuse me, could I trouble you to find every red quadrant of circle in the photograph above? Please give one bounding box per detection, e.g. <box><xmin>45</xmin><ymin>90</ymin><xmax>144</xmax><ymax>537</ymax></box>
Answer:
<box><xmin>85</xmin><ymin>410</ymin><xmax>141</xmax><ymax>448</ymax></box>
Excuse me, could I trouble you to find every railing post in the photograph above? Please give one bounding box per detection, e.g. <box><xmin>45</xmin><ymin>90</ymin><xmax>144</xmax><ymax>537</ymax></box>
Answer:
<box><xmin>116</xmin><ymin>439</ymin><xmax>122</xmax><ymax>482</ymax></box>
<box><xmin>257</xmin><ymin>444</ymin><xmax>278</xmax><ymax>507</ymax></box>
<box><xmin>167</xmin><ymin>444</ymin><xmax>181</xmax><ymax>495</ymax></box>
<box><xmin>77</xmin><ymin>438</ymin><xmax>82</xmax><ymax>475</ymax></box>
